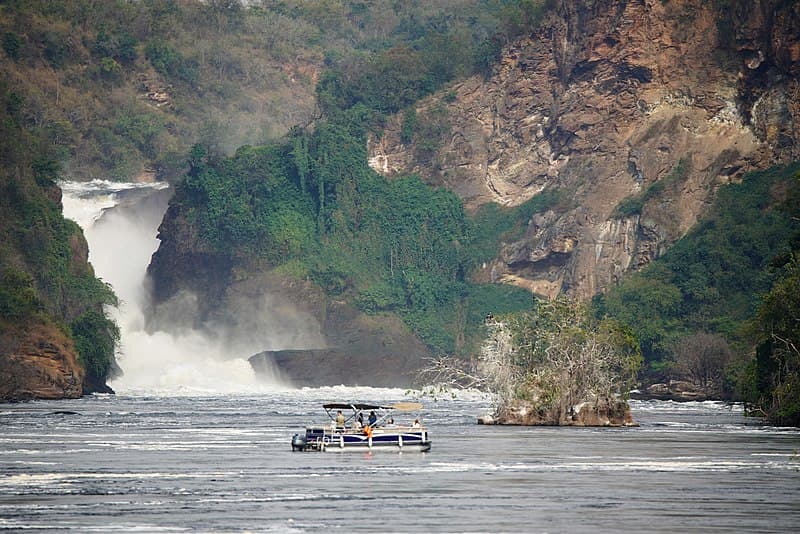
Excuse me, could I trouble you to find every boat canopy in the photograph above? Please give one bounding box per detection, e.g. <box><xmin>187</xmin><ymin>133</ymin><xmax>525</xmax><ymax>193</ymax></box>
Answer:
<box><xmin>322</xmin><ymin>403</ymin><xmax>394</xmax><ymax>411</ymax></box>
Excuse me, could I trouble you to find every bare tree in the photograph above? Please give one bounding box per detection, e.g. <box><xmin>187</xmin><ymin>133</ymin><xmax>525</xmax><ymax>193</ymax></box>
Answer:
<box><xmin>670</xmin><ymin>332</ymin><xmax>732</xmax><ymax>394</ymax></box>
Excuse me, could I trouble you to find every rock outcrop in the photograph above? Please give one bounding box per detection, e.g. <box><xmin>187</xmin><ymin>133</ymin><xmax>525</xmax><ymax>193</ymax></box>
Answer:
<box><xmin>1</xmin><ymin>179</ymin><xmax>117</xmax><ymax>401</ymax></box>
<box><xmin>478</xmin><ymin>398</ymin><xmax>636</xmax><ymax>426</ymax></box>
<box><xmin>368</xmin><ymin>0</ymin><xmax>800</xmax><ymax>298</ymax></box>
<box><xmin>0</xmin><ymin>323</ymin><xmax>85</xmax><ymax>401</ymax></box>
<box><xmin>630</xmin><ymin>380</ymin><xmax>715</xmax><ymax>402</ymax></box>
<box><xmin>245</xmin><ymin>279</ymin><xmax>431</xmax><ymax>389</ymax></box>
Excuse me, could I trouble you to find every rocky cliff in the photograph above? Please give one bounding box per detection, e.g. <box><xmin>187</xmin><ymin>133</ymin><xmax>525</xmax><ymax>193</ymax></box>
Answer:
<box><xmin>0</xmin><ymin>322</ymin><xmax>84</xmax><ymax>401</ymax></box>
<box><xmin>0</xmin><ymin>181</ymin><xmax>105</xmax><ymax>401</ymax></box>
<box><xmin>368</xmin><ymin>0</ymin><xmax>800</xmax><ymax>298</ymax></box>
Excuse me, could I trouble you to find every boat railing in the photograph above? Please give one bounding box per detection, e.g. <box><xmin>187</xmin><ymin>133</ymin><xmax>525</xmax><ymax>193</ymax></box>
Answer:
<box><xmin>320</xmin><ymin>424</ymin><xmax>426</xmax><ymax>435</ymax></box>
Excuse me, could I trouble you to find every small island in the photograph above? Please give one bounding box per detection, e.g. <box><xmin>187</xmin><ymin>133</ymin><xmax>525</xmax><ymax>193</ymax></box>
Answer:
<box><xmin>423</xmin><ymin>296</ymin><xmax>641</xmax><ymax>427</ymax></box>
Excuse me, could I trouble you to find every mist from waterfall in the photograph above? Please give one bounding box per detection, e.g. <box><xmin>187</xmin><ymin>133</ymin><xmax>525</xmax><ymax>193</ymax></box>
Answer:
<box><xmin>61</xmin><ymin>180</ymin><xmax>289</xmax><ymax>395</ymax></box>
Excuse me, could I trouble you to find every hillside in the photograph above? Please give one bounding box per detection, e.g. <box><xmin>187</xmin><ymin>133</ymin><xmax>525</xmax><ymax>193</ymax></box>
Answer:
<box><xmin>0</xmin><ymin>87</ymin><xmax>117</xmax><ymax>399</ymax></box>
<box><xmin>0</xmin><ymin>0</ymin><xmax>551</xmax><ymax>396</ymax></box>
<box><xmin>0</xmin><ymin>0</ymin><xmax>323</xmax><ymax>182</ymax></box>
<box><xmin>2</xmin><ymin>1</ymin><xmax>799</xmax><ymax>405</ymax></box>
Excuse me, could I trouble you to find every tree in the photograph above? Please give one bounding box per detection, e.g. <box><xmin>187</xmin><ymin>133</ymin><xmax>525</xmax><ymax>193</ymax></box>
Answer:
<box><xmin>70</xmin><ymin>309</ymin><xmax>120</xmax><ymax>393</ymax></box>
<box><xmin>669</xmin><ymin>332</ymin><xmax>732</xmax><ymax>395</ymax></box>
<box><xmin>745</xmin><ymin>255</ymin><xmax>800</xmax><ymax>425</ymax></box>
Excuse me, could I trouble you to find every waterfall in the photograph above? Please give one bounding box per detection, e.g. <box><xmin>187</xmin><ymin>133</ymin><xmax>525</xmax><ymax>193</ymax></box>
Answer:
<box><xmin>61</xmin><ymin>180</ymin><xmax>288</xmax><ymax>395</ymax></box>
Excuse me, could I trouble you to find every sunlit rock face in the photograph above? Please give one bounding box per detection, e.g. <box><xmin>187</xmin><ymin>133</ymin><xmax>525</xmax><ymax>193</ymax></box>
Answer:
<box><xmin>369</xmin><ymin>0</ymin><xmax>800</xmax><ymax>299</ymax></box>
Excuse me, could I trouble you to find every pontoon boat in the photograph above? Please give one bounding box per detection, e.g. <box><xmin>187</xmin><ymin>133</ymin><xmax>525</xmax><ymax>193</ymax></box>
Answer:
<box><xmin>291</xmin><ymin>402</ymin><xmax>431</xmax><ymax>452</ymax></box>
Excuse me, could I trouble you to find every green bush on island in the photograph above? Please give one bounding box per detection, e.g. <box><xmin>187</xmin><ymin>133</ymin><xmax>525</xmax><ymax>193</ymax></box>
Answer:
<box><xmin>420</xmin><ymin>296</ymin><xmax>642</xmax><ymax>425</ymax></box>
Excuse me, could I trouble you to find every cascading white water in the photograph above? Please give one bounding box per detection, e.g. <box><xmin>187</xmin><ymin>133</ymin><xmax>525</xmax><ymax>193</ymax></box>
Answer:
<box><xmin>60</xmin><ymin>180</ymin><xmax>289</xmax><ymax>395</ymax></box>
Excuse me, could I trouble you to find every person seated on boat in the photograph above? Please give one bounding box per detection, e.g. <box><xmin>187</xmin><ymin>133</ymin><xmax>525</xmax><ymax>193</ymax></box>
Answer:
<box><xmin>368</xmin><ymin>410</ymin><xmax>378</xmax><ymax>427</ymax></box>
<box><xmin>412</xmin><ymin>419</ymin><xmax>422</xmax><ymax>428</ymax></box>
<box><xmin>352</xmin><ymin>415</ymin><xmax>363</xmax><ymax>430</ymax></box>
<box><xmin>385</xmin><ymin>417</ymin><xmax>396</xmax><ymax>428</ymax></box>
<box><xmin>335</xmin><ymin>410</ymin><xmax>346</xmax><ymax>431</ymax></box>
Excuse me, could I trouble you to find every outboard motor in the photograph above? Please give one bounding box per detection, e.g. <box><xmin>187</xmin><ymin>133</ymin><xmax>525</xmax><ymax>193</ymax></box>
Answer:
<box><xmin>291</xmin><ymin>433</ymin><xmax>307</xmax><ymax>451</ymax></box>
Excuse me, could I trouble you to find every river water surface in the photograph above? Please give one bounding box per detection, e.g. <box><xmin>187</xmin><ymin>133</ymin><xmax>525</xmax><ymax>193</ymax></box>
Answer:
<box><xmin>1</xmin><ymin>390</ymin><xmax>798</xmax><ymax>533</ymax></box>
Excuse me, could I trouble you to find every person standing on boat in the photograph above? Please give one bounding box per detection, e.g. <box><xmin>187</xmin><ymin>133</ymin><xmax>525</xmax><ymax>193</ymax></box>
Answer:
<box><xmin>335</xmin><ymin>410</ymin><xmax>346</xmax><ymax>430</ymax></box>
<box><xmin>368</xmin><ymin>410</ymin><xmax>377</xmax><ymax>427</ymax></box>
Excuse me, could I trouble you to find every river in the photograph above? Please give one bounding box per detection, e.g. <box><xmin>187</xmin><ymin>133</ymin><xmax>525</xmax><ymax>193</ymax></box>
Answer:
<box><xmin>14</xmin><ymin>182</ymin><xmax>794</xmax><ymax>532</ymax></box>
<box><xmin>1</xmin><ymin>392</ymin><xmax>798</xmax><ymax>533</ymax></box>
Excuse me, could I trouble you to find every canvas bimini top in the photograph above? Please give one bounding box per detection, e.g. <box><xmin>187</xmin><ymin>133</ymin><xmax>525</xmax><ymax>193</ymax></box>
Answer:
<box><xmin>322</xmin><ymin>403</ymin><xmax>394</xmax><ymax>411</ymax></box>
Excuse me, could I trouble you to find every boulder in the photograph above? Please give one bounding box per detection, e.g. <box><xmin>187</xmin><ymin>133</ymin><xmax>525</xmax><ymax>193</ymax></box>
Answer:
<box><xmin>631</xmin><ymin>380</ymin><xmax>713</xmax><ymax>402</ymax></box>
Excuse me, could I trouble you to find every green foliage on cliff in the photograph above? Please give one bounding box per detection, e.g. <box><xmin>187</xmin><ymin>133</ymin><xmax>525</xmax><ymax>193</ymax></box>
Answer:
<box><xmin>0</xmin><ymin>268</ymin><xmax>42</xmax><ymax>320</ymax></box>
<box><xmin>173</xmin><ymin>99</ymin><xmax>542</xmax><ymax>355</ymax></box>
<box><xmin>71</xmin><ymin>309</ymin><xmax>120</xmax><ymax>390</ymax></box>
<box><xmin>594</xmin><ymin>164</ymin><xmax>800</xmax><ymax>387</ymax></box>
<box><xmin>0</xmin><ymin>84</ymin><xmax>118</xmax><ymax>392</ymax></box>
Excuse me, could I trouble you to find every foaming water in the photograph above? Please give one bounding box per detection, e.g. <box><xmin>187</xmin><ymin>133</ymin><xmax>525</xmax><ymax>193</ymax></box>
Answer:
<box><xmin>60</xmin><ymin>180</ymin><xmax>286</xmax><ymax>394</ymax></box>
<box><xmin>1</xmin><ymin>393</ymin><xmax>798</xmax><ymax>532</ymax></box>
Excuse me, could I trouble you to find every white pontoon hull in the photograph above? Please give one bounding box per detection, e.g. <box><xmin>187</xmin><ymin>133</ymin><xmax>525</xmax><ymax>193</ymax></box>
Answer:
<box><xmin>293</xmin><ymin>427</ymin><xmax>431</xmax><ymax>452</ymax></box>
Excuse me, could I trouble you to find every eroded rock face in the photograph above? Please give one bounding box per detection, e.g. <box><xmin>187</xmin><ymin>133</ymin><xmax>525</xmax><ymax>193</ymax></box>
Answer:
<box><xmin>368</xmin><ymin>0</ymin><xmax>800</xmax><ymax>298</ymax></box>
<box><xmin>0</xmin><ymin>323</ymin><xmax>85</xmax><ymax>401</ymax></box>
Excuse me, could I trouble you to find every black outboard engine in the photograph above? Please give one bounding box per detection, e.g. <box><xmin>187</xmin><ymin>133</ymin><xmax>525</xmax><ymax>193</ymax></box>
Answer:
<box><xmin>291</xmin><ymin>433</ymin><xmax>307</xmax><ymax>451</ymax></box>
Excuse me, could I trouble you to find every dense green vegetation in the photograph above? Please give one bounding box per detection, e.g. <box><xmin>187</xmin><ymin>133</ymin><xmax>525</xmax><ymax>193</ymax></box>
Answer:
<box><xmin>177</xmin><ymin>113</ymin><xmax>536</xmax><ymax>355</ymax></box>
<box><xmin>0</xmin><ymin>0</ymin><xmax>553</xmax><ymax>181</ymax></box>
<box><xmin>0</xmin><ymin>84</ymin><xmax>119</xmax><ymax>391</ymax></box>
<box><xmin>595</xmin><ymin>164</ymin><xmax>800</xmax><ymax>408</ymax></box>
<box><xmin>740</xmin><ymin>175</ymin><xmax>800</xmax><ymax>425</ymax></box>
<box><xmin>159</xmin><ymin>0</ymin><xmax>557</xmax><ymax>355</ymax></box>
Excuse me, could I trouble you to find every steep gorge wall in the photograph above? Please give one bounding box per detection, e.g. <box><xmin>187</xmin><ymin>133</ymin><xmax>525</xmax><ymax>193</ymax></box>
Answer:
<box><xmin>0</xmin><ymin>184</ymin><xmax>94</xmax><ymax>401</ymax></box>
<box><xmin>368</xmin><ymin>0</ymin><xmax>800</xmax><ymax>298</ymax></box>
